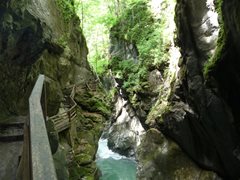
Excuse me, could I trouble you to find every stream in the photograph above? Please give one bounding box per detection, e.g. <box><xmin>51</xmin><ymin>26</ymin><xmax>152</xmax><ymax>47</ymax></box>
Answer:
<box><xmin>96</xmin><ymin>138</ymin><xmax>137</xmax><ymax>180</ymax></box>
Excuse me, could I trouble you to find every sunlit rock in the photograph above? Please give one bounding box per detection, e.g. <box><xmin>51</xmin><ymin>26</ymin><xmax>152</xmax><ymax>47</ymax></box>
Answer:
<box><xmin>108</xmin><ymin>93</ymin><xmax>145</xmax><ymax>157</ymax></box>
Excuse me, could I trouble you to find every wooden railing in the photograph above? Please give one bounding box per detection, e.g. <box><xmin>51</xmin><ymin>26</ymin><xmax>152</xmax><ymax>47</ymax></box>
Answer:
<box><xmin>48</xmin><ymin>85</ymin><xmax>77</xmax><ymax>132</ymax></box>
<box><xmin>17</xmin><ymin>74</ymin><xmax>57</xmax><ymax>180</ymax></box>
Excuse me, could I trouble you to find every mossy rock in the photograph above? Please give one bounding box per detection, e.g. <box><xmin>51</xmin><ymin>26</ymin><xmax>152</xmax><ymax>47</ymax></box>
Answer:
<box><xmin>69</xmin><ymin>161</ymin><xmax>97</xmax><ymax>180</ymax></box>
<box><xmin>75</xmin><ymin>143</ymin><xmax>96</xmax><ymax>158</ymax></box>
<box><xmin>75</xmin><ymin>153</ymin><xmax>93</xmax><ymax>166</ymax></box>
<box><xmin>91</xmin><ymin>123</ymin><xmax>104</xmax><ymax>139</ymax></box>
<box><xmin>83</xmin><ymin>176</ymin><xmax>95</xmax><ymax>180</ymax></box>
<box><xmin>53</xmin><ymin>146</ymin><xmax>69</xmax><ymax>180</ymax></box>
<box><xmin>78</xmin><ymin>131</ymin><xmax>96</xmax><ymax>146</ymax></box>
<box><xmin>78</xmin><ymin>117</ymin><xmax>94</xmax><ymax>130</ymax></box>
<box><xmin>203</xmin><ymin>0</ymin><xmax>225</xmax><ymax>78</ymax></box>
<box><xmin>83</xmin><ymin>112</ymin><xmax>105</xmax><ymax>123</ymax></box>
<box><xmin>74</xmin><ymin>93</ymin><xmax>110</xmax><ymax>117</ymax></box>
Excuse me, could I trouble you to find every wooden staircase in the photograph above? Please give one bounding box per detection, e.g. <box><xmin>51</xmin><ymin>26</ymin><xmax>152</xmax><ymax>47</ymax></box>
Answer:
<box><xmin>48</xmin><ymin>85</ymin><xmax>77</xmax><ymax>132</ymax></box>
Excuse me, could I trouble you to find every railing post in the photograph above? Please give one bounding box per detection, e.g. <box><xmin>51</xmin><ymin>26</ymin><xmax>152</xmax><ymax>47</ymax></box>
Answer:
<box><xmin>16</xmin><ymin>118</ymin><xmax>31</xmax><ymax>180</ymax></box>
<box><xmin>68</xmin><ymin>111</ymin><xmax>71</xmax><ymax>123</ymax></box>
<box><xmin>44</xmin><ymin>81</ymin><xmax>48</xmax><ymax>120</ymax></box>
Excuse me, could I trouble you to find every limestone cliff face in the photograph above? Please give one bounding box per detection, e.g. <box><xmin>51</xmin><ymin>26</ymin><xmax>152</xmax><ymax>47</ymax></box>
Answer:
<box><xmin>213</xmin><ymin>0</ymin><xmax>240</xmax><ymax>136</ymax></box>
<box><xmin>0</xmin><ymin>0</ymin><xmax>93</xmax><ymax>117</ymax></box>
<box><xmin>153</xmin><ymin>0</ymin><xmax>240</xmax><ymax>178</ymax></box>
<box><xmin>107</xmin><ymin>92</ymin><xmax>145</xmax><ymax>157</ymax></box>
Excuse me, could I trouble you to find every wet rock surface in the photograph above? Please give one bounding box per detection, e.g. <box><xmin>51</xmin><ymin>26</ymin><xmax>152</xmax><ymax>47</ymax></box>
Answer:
<box><xmin>152</xmin><ymin>0</ymin><xmax>240</xmax><ymax>178</ymax></box>
<box><xmin>107</xmin><ymin>94</ymin><xmax>145</xmax><ymax>157</ymax></box>
<box><xmin>137</xmin><ymin>128</ymin><xmax>219</xmax><ymax>180</ymax></box>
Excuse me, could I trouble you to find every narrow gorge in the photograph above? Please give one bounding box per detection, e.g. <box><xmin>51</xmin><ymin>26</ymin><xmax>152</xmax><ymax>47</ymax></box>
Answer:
<box><xmin>0</xmin><ymin>0</ymin><xmax>240</xmax><ymax>179</ymax></box>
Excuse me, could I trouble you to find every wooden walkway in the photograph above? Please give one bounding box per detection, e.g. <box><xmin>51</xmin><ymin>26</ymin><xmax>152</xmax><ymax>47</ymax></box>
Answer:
<box><xmin>14</xmin><ymin>74</ymin><xmax>78</xmax><ymax>179</ymax></box>
<box><xmin>48</xmin><ymin>85</ymin><xmax>77</xmax><ymax>132</ymax></box>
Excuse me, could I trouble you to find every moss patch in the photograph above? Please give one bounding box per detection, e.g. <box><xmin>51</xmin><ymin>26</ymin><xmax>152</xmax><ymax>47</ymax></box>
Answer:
<box><xmin>74</xmin><ymin>92</ymin><xmax>110</xmax><ymax>118</ymax></box>
<box><xmin>203</xmin><ymin>0</ymin><xmax>225</xmax><ymax>78</ymax></box>
<box><xmin>56</xmin><ymin>0</ymin><xmax>75</xmax><ymax>22</ymax></box>
<box><xmin>69</xmin><ymin>161</ymin><xmax>97</xmax><ymax>180</ymax></box>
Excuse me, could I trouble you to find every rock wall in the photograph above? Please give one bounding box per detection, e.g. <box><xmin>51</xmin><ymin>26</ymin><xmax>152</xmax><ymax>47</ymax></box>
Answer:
<box><xmin>0</xmin><ymin>0</ymin><xmax>91</xmax><ymax>118</ymax></box>
<box><xmin>107</xmin><ymin>90</ymin><xmax>145</xmax><ymax>157</ymax></box>
<box><xmin>148</xmin><ymin>0</ymin><xmax>240</xmax><ymax>178</ymax></box>
<box><xmin>212</xmin><ymin>0</ymin><xmax>240</xmax><ymax>137</ymax></box>
<box><xmin>137</xmin><ymin>128</ymin><xmax>218</xmax><ymax>180</ymax></box>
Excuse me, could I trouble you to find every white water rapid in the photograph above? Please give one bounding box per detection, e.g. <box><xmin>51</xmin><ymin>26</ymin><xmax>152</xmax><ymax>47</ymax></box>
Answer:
<box><xmin>96</xmin><ymin>137</ymin><xmax>137</xmax><ymax>180</ymax></box>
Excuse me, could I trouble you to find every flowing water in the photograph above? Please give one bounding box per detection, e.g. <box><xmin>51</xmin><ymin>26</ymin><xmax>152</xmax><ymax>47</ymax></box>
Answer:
<box><xmin>96</xmin><ymin>138</ymin><xmax>137</xmax><ymax>180</ymax></box>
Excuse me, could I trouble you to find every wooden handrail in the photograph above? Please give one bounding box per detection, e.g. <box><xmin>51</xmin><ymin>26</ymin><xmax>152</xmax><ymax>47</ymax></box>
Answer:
<box><xmin>29</xmin><ymin>74</ymin><xmax>57</xmax><ymax>180</ymax></box>
<box><xmin>18</xmin><ymin>74</ymin><xmax>57</xmax><ymax>180</ymax></box>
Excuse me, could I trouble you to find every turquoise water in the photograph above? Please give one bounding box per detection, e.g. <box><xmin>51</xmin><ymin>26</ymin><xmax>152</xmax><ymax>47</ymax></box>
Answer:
<box><xmin>96</xmin><ymin>138</ymin><xmax>137</xmax><ymax>180</ymax></box>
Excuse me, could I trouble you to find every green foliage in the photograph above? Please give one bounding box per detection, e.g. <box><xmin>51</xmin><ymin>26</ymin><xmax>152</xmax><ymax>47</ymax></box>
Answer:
<box><xmin>114</xmin><ymin>1</ymin><xmax>153</xmax><ymax>42</ymax></box>
<box><xmin>108</xmin><ymin>88</ymin><xmax>117</xmax><ymax>98</ymax></box>
<box><xmin>74</xmin><ymin>0</ymin><xmax>111</xmax><ymax>76</ymax></box>
<box><xmin>109</xmin><ymin>57</ymin><xmax>148</xmax><ymax>94</ymax></box>
<box><xmin>110</xmin><ymin>57</ymin><xmax>137</xmax><ymax>78</ymax></box>
<box><xmin>111</xmin><ymin>0</ymin><xmax>172</xmax><ymax>68</ymax></box>
<box><xmin>123</xmin><ymin>69</ymin><xmax>148</xmax><ymax>92</ymax></box>
<box><xmin>107</xmin><ymin>0</ymin><xmax>175</xmax><ymax>95</ymax></box>
<box><xmin>56</xmin><ymin>0</ymin><xmax>75</xmax><ymax>22</ymax></box>
<box><xmin>89</xmin><ymin>54</ymin><xmax>109</xmax><ymax>76</ymax></box>
<box><xmin>73</xmin><ymin>0</ymin><xmax>172</xmax><ymax>79</ymax></box>
<box><xmin>100</xmin><ymin>11</ymin><xmax>118</xmax><ymax>29</ymax></box>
